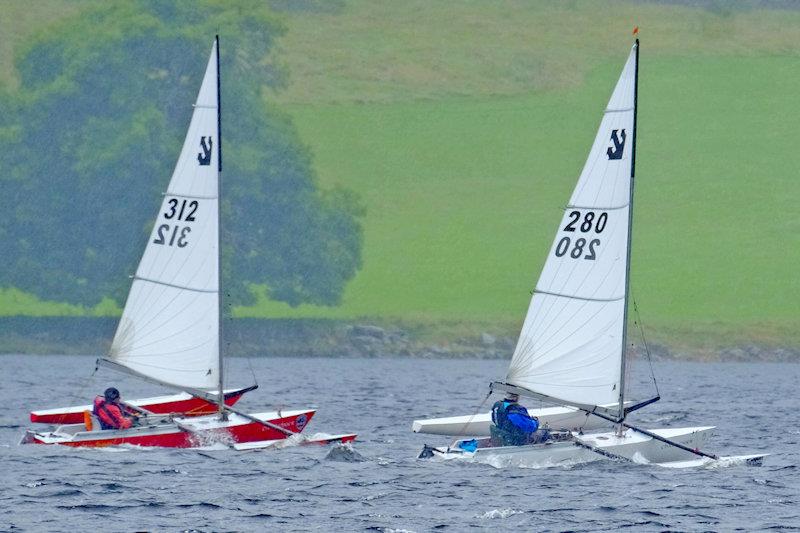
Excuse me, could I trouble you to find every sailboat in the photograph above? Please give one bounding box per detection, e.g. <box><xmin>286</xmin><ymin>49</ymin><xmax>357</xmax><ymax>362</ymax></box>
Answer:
<box><xmin>21</xmin><ymin>37</ymin><xmax>355</xmax><ymax>449</ymax></box>
<box><xmin>415</xmin><ymin>38</ymin><xmax>765</xmax><ymax>467</ymax></box>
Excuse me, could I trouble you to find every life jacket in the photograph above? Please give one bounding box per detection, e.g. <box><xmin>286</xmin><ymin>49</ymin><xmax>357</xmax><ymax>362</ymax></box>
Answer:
<box><xmin>492</xmin><ymin>400</ymin><xmax>538</xmax><ymax>442</ymax></box>
<box><xmin>491</xmin><ymin>400</ymin><xmax>512</xmax><ymax>428</ymax></box>
<box><xmin>93</xmin><ymin>396</ymin><xmax>133</xmax><ymax>430</ymax></box>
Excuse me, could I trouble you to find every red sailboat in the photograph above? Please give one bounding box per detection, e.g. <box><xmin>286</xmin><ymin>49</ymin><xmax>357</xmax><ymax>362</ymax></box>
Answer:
<box><xmin>22</xmin><ymin>37</ymin><xmax>355</xmax><ymax>449</ymax></box>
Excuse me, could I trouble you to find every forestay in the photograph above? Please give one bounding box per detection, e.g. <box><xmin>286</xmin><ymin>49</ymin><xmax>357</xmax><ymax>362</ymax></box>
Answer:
<box><xmin>109</xmin><ymin>41</ymin><xmax>221</xmax><ymax>390</ymax></box>
<box><xmin>506</xmin><ymin>43</ymin><xmax>637</xmax><ymax>413</ymax></box>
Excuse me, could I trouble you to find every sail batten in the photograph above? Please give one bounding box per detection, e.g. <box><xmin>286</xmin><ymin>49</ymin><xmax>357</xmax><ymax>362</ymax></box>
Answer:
<box><xmin>534</xmin><ymin>290</ymin><xmax>624</xmax><ymax>302</ymax></box>
<box><xmin>505</xmin><ymin>43</ymin><xmax>637</xmax><ymax>413</ymax></box>
<box><xmin>109</xmin><ymin>40</ymin><xmax>222</xmax><ymax>391</ymax></box>
<box><xmin>133</xmin><ymin>276</ymin><xmax>219</xmax><ymax>293</ymax></box>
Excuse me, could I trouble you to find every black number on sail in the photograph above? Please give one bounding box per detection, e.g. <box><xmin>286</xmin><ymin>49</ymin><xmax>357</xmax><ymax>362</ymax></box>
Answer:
<box><xmin>153</xmin><ymin>224</ymin><xmax>168</xmax><ymax>245</ymax></box>
<box><xmin>554</xmin><ymin>235</ymin><xmax>601</xmax><ymax>260</ymax></box>
<box><xmin>563</xmin><ymin>211</ymin><xmax>580</xmax><ymax>232</ymax></box>
<box><xmin>164</xmin><ymin>199</ymin><xmax>178</xmax><ymax>219</ymax></box>
<box><xmin>555</xmin><ymin>237</ymin><xmax>570</xmax><ymax>257</ymax></box>
<box><xmin>185</xmin><ymin>201</ymin><xmax>198</xmax><ymax>222</ymax></box>
<box><xmin>571</xmin><ymin>238</ymin><xmax>586</xmax><ymax>258</ymax></box>
<box><xmin>585</xmin><ymin>239</ymin><xmax>600</xmax><ymax>260</ymax></box>
<box><xmin>177</xmin><ymin>227</ymin><xmax>191</xmax><ymax>248</ymax></box>
<box><xmin>580</xmin><ymin>212</ymin><xmax>595</xmax><ymax>232</ymax></box>
<box><xmin>566</xmin><ymin>210</ymin><xmax>608</xmax><ymax>234</ymax></box>
<box><xmin>595</xmin><ymin>212</ymin><xmax>608</xmax><ymax>233</ymax></box>
<box><xmin>163</xmin><ymin>199</ymin><xmax>199</xmax><ymax>222</ymax></box>
<box><xmin>153</xmin><ymin>224</ymin><xmax>191</xmax><ymax>247</ymax></box>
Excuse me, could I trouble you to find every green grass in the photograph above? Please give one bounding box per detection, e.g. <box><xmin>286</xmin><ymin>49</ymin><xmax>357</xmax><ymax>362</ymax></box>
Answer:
<box><xmin>242</xmin><ymin>54</ymin><xmax>800</xmax><ymax>347</ymax></box>
<box><xmin>0</xmin><ymin>0</ymin><xmax>89</xmax><ymax>89</ymax></box>
<box><xmin>272</xmin><ymin>0</ymin><xmax>800</xmax><ymax>104</ymax></box>
<box><xmin>2</xmin><ymin>0</ymin><xmax>800</xmax><ymax>348</ymax></box>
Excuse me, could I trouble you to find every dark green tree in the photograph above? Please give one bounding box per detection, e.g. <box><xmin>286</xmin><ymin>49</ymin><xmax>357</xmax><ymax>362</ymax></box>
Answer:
<box><xmin>0</xmin><ymin>0</ymin><xmax>363</xmax><ymax>308</ymax></box>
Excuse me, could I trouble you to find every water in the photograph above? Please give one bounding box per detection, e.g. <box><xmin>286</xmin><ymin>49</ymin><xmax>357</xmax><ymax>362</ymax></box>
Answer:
<box><xmin>1</xmin><ymin>355</ymin><xmax>797</xmax><ymax>531</ymax></box>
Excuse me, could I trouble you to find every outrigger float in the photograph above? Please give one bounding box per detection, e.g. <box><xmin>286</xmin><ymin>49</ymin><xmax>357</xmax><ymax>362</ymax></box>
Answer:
<box><xmin>414</xmin><ymin>36</ymin><xmax>766</xmax><ymax>468</ymax></box>
<box><xmin>21</xmin><ymin>36</ymin><xmax>355</xmax><ymax>450</ymax></box>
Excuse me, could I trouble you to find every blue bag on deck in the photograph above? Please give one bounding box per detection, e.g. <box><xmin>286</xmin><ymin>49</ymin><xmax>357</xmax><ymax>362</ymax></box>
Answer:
<box><xmin>458</xmin><ymin>439</ymin><xmax>478</xmax><ymax>452</ymax></box>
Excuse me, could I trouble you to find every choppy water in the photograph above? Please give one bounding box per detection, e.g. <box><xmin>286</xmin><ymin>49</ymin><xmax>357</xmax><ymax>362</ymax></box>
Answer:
<box><xmin>0</xmin><ymin>355</ymin><xmax>797</xmax><ymax>531</ymax></box>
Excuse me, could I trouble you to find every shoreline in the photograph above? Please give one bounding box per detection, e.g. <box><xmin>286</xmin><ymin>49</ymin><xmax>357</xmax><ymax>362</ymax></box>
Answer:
<box><xmin>0</xmin><ymin>316</ymin><xmax>797</xmax><ymax>362</ymax></box>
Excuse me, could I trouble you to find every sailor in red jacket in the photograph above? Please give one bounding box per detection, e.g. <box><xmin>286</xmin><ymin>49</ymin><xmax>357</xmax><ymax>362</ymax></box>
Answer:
<box><xmin>93</xmin><ymin>387</ymin><xmax>136</xmax><ymax>430</ymax></box>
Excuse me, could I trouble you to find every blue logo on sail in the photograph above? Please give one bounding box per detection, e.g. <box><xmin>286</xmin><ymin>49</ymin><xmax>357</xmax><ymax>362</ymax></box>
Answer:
<box><xmin>606</xmin><ymin>129</ymin><xmax>626</xmax><ymax>160</ymax></box>
<box><xmin>198</xmin><ymin>136</ymin><xmax>213</xmax><ymax>166</ymax></box>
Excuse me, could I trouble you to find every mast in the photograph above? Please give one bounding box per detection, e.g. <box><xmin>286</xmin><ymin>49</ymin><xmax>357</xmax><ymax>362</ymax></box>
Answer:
<box><xmin>617</xmin><ymin>37</ymin><xmax>639</xmax><ymax>424</ymax></box>
<box><xmin>215</xmin><ymin>34</ymin><xmax>226</xmax><ymax>420</ymax></box>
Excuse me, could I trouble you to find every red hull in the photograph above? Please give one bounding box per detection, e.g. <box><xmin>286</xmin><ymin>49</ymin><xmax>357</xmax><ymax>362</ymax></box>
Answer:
<box><xmin>30</xmin><ymin>387</ymin><xmax>253</xmax><ymax>425</ymax></box>
<box><xmin>27</xmin><ymin>411</ymin><xmax>315</xmax><ymax>448</ymax></box>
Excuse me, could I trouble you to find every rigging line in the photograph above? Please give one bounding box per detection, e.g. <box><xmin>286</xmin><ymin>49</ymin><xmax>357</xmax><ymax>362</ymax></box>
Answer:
<box><xmin>70</xmin><ymin>364</ymin><xmax>99</xmax><ymax>412</ymax></box>
<box><xmin>451</xmin><ymin>390</ymin><xmax>493</xmax><ymax>446</ymax></box>
<box><xmin>632</xmin><ymin>293</ymin><xmax>659</xmax><ymax>396</ymax></box>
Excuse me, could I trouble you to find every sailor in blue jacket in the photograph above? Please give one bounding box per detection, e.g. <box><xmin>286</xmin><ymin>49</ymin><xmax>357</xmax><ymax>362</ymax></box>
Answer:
<box><xmin>490</xmin><ymin>393</ymin><xmax>540</xmax><ymax>446</ymax></box>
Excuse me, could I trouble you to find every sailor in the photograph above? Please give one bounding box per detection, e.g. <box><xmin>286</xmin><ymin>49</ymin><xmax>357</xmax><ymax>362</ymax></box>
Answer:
<box><xmin>93</xmin><ymin>387</ymin><xmax>136</xmax><ymax>430</ymax></box>
<box><xmin>490</xmin><ymin>393</ymin><xmax>540</xmax><ymax>446</ymax></box>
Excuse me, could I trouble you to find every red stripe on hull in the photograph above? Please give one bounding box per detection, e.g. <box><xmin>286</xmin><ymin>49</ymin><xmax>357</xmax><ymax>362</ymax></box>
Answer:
<box><xmin>30</xmin><ymin>392</ymin><xmax>247</xmax><ymax>425</ymax></box>
<box><xmin>29</xmin><ymin>411</ymin><xmax>314</xmax><ymax>448</ymax></box>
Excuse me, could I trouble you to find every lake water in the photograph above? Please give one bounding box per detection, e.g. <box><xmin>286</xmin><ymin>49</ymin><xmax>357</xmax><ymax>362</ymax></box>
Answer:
<box><xmin>1</xmin><ymin>355</ymin><xmax>797</xmax><ymax>531</ymax></box>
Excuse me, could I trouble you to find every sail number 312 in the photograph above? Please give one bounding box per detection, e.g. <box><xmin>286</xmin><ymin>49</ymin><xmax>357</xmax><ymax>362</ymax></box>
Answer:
<box><xmin>153</xmin><ymin>198</ymin><xmax>198</xmax><ymax>248</ymax></box>
<box><xmin>555</xmin><ymin>211</ymin><xmax>607</xmax><ymax>261</ymax></box>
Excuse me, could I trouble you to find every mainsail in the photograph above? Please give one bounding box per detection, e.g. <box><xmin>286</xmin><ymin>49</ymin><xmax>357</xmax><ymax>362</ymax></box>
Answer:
<box><xmin>107</xmin><ymin>39</ymin><xmax>222</xmax><ymax>391</ymax></box>
<box><xmin>505</xmin><ymin>42</ymin><xmax>638</xmax><ymax>417</ymax></box>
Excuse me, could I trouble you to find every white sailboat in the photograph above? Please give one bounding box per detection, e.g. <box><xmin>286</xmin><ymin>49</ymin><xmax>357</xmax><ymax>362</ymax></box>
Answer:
<box><xmin>22</xmin><ymin>36</ymin><xmax>355</xmax><ymax>449</ymax></box>
<box><xmin>415</xmin><ymin>38</ymin><xmax>765</xmax><ymax>467</ymax></box>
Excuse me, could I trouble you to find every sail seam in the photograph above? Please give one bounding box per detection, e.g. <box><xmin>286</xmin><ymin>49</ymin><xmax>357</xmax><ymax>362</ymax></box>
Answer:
<box><xmin>566</xmin><ymin>203</ymin><xmax>628</xmax><ymax>211</ymax></box>
<box><xmin>193</xmin><ymin>104</ymin><xmax>217</xmax><ymax>109</ymax></box>
<box><xmin>164</xmin><ymin>192</ymin><xmax>218</xmax><ymax>200</ymax></box>
<box><xmin>605</xmin><ymin>106</ymin><xmax>633</xmax><ymax>113</ymax></box>
<box><xmin>134</xmin><ymin>276</ymin><xmax>217</xmax><ymax>294</ymax></box>
<box><xmin>533</xmin><ymin>289</ymin><xmax>624</xmax><ymax>302</ymax></box>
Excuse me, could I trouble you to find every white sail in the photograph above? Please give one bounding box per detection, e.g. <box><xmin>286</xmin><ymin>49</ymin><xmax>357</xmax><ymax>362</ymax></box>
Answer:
<box><xmin>109</xmin><ymin>40</ymin><xmax>221</xmax><ymax>390</ymax></box>
<box><xmin>506</xmin><ymin>43</ymin><xmax>637</xmax><ymax>411</ymax></box>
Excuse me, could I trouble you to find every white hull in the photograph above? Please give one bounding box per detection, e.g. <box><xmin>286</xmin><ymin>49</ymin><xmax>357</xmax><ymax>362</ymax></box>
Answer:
<box><xmin>412</xmin><ymin>404</ymin><xmax>620</xmax><ymax>436</ymax></box>
<box><xmin>421</xmin><ymin>426</ymin><xmax>741</xmax><ymax>468</ymax></box>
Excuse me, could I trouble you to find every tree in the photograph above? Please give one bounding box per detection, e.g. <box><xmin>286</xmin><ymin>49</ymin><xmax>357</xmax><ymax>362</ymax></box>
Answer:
<box><xmin>0</xmin><ymin>0</ymin><xmax>363</xmax><ymax>308</ymax></box>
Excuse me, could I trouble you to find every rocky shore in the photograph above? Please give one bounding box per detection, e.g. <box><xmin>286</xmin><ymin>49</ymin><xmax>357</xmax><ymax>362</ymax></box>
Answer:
<box><xmin>0</xmin><ymin>316</ymin><xmax>797</xmax><ymax>361</ymax></box>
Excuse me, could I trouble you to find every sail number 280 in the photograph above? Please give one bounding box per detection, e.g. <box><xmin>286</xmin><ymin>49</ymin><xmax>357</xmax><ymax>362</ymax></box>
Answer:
<box><xmin>555</xmin><ymin>210</ymin><xmax>607</xmax><ymax>261</ymax></box>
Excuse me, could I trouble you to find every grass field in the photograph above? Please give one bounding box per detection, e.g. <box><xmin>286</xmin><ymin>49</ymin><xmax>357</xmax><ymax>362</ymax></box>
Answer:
<box><xmin>245</xmin><ymin>54</ymin><xmax>800</xmax><ymax>345</ymax></box>
<box><xmin>2</xmin><ymin>1</ymin><xmax>799</xmax><ymax>348</ymax></box>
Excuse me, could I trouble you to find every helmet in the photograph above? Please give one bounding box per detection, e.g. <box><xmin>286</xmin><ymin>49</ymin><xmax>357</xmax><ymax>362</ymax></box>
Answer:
<box><xmin>505</xmin><ymin>393</ymin><xmax>520</xmax><ymax>402</ymax></box>
<box><xmin>104</xmin><ymin>387</ymin><xmax>120</xmax><ymax>402</ymax></box>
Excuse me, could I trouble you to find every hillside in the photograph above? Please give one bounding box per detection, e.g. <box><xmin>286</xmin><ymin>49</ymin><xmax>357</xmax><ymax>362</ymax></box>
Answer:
<box><xmin>2</xmin><ymin>0</ymin><xmax>799</xmax><ymax>352</ymax></box>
